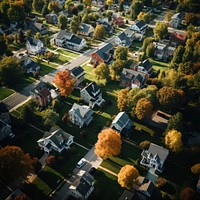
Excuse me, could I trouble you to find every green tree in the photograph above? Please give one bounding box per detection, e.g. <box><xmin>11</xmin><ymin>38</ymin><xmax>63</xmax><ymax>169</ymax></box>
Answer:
<box><xmin>48</xmin><ymin>1</ymin><xmax>60</xmax><ymax>13</ymax></box>
<box><xmin>142</xmin><ymin>0</ymin><xmax>152</xmax><ymax>7</ymax></box>
<box><xmin>130</xmin><ymin>1</ymin><xmax>143</xmax><ymax>20</ymax></box>
<box><xmin>42</xmin><ymin>109</ymin><xmax>59</xmax><ymax>126</ymax></box>
<box><xmin>119</xmin><ymin>0</ymin><xmax>124</xmax><ymax>12</ymax></box>
<box><xmin>114</xmin><ymin>46</ymin><xmax>128</xmax><ymax>60</ymax></box>
<box><xmin>146</xmin><ymin>43</ymin><xmax>155</xmax><ymax>58</ymax></box>
<box><xmin>21</xmin><ymin>105</ymin><xmax>34</xmax><ymax>123</ymax></box>
<box><xmin>82</xmin><ymin>13</ymin><xmax>90</xmax><ymax>23</ymax></box>
<box><xmin>42</xmin><ymin>4</ymin><xmax>49</xmax><ymax>17</ymax></box>
<box><xmin>170</xmin><ymin>45</ymin><xmax>185</xmax><ymax>69</ymax></box>
<box><xmin>0</xmin><ymin>146</ymin><xmax>32</xmax><ymax>183</ymax></box>
<box><xmin>83</xmin><ymin>0</ymin><xmax>92</xmax><ymax>8</ymax></box>
<box><xmin>106</xmin><ymin>0</ymin><xmax>114</xmax><ymax>7</ymax></box>
<box><xmin>110</xmin><ymin>59</ymin><xmax>125</xmax><ymax>80</ymax></box>
<box><xmin>137</xmin><ymin>12</ymin><xmax>151</xmax><ymax>23</ymax></box>
<box><xmin>8</xmin><ymin>2</ymin><xmax>26</xmax><ymax>22</ymax></box>
<box><xmin>58</xmin><ymin>14</ymin><xmax>68</xmax><ymax>30</ymax></box>
<box><xmin>70</xmin><ymin>15</ymin><xmax>80</xmax><ymax>34</ymax></box>
<box><xmin>93</xmin><ymin>24</ymin><xmax>106</xmax><ymax>40</ymax></box>
<box><xmin>32</xmin><ymin>0</ymin><xmax>45</xmax><ymax>13</ymax></box>
<box><xmin>93</xmin><ymin>63</ymin><xmax>109</xmax><ymax>82</ymax></box>
<box><xmin>142</xmin><ymin>37</ymin><xmax>154</xmax><ymax>51</ymax></box>
<box><xmin>154</xmin><ymin>22</ymin><xmax>168</xmax><ymax>40</ymax></box>
<box><xmin>0</xmin><ymin>36</ymin><xmax>8</xmax><ymax>56</ymax></box>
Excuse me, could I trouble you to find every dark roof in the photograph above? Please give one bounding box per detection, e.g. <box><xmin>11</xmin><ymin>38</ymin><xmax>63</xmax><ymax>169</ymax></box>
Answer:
<box><xmin>136</xmin><ymin>74</ymin><xmax>144</xmax><ymax>83</ymax></box>
<box><xmin>24</xmin><ymin>59</ymin><xmax>39</xmax><ymax>71</ymax></box>
<box><xmin>119</xmin><ymin>190</ymin><xmax>135</xmax><ymax>200</ymax></box>
<box><xmin>123</xmin><ymin>1</ymin><xmax>131</xmax><ymax>6</ymax></box>
<box><xmin>118</xmin><ymin>32</ymin><xmax>131</xmax><ymax>46</ymax></box>
<box><xmin>83</xmin><ymin>82</ymin><xmax>101</xmax><ymax>99</ymax></box>
<box><xmin>0</xmin><ymin>120</ymin><xmax>8</xmax><ymax>129</ymax></box>
<box><xmin>34</xmin><ymin>81</ymin><xmax>56</xmax><ymax>92</ymax></box>
<box><xmin>27</xmin><ymin>37</ymin><xmax>41</xmax><ymax>46</ymax></box>
<box><xmin>0</xmin><ymin>102</ymin><xmax>9</xmax><ymax>113</ymax></box>
<box><xmin>34</xmin><ymin>22</ymin><xmax>44</xmax><ymax>31</ymax></box>
<box><xmin>120</xmin><ymin>68</ymin><xmax>135</xmax><ymax>82</ymax></box>
<box><xmin>78</xmin><ymin>23</ymin><xmax>93</xmax><ymax>34</ymax></box>
<box><xmin>76</xmin><ymin>177</ymin><xmax>92</xmax><ymax>197</ymax></box>
<box><xmin>138</xmin><ymin>59</ymin><xmax>152</xmax><ymax>71</ymax></box>
<box><xmin>94</xmin><ymin>43</ymin><xmax>113</xmax><ymax>61</ymax></box>
<box><xmin>68</xmin><ymin>35</ymin><xmax>83</xmax><ymax>45</ymax></box>
<box><xmin>56</xmin><ymin>30</ymin><xmax>73</xmax><ymax>40</ymax></box>
<box><xmin>135</xmin><ymin>20</ymin><xmax>146</xmax><ymax>29</ymax></box>
<box><xmin>71</xmin><ymin>66</ymin><xmax>84</xmax><ymax>77</ymax></box>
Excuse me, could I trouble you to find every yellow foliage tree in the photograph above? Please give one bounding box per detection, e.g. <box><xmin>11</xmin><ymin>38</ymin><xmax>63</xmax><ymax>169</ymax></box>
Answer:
<box><xmin>191</xmin><ymin>163</ymin><xmax>200</xmax><ymax>175</ymax></box>
<box><xmin>95</xmin><ymin>128</ymin><xmax>122</xmax><ymax>159</ymax></box>
<box><xmin>165</xmin><ymin>129</ymin><xmax>183</xmax><ymax>153</ymax></box>
<box><xmin>118</xmin><ymin>165</ymin><xmax>139</xmax><ymax>189</ymax></box>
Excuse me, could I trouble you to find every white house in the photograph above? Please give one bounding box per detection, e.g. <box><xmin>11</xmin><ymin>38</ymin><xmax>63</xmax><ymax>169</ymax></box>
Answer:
<box><xmin>69</xmin><ymin>103</ymin><xmax>94</xmax><ymax>128</ymax></box>
<box><xmin>80</xmin><ymin>82</ymin><xmax>105</xmax><ymax>108</ymax></box>
<box><xmin>170</xmin><ymin>13</ymin><xmax>184</xmax><ymax>28</ymax></box>
<box><xmin>112</xmin><ymin>112</ymin><xmax>133</xmax><ymax>137</ymax></box>
<box><xmin>140</xmin><ymin>143</ymin><xmax>169</xmax><ymax>173</ymax></box>
<box><xmin>69</xmin><ymin>171</ymin><xmax>94</xmax><ymax>200</ymax></box>
<box><xmin>130</xmin><ymin>20</ymin><xmax>148</xmax><ymax>34</ymax></box>
<box><xmin>37</xmin><ymin>127</ymin><xmax>74</xmax><ymax>154</ymax></box>
<box><xmin>70</xmin><ymin>66</ymin><xmax>85</xmax><ymax>88</ymax></box>
<box><xmin>115</xmin><ymin>31</ymin><xmax>134</xmax><ymax>47</ymax></box>
<box><xmin>77</xmin><ymin>23</ymin><xmax>94</xmax><ymax>37</ymax></box>
<box><xmin>54</xmin><ymin>30</ymin><xmax>86</xmax><ymax>51</ymax></box>
<box><xmin>26</xmin><ymin>38</ymin><xmax>45</xmax><ymax>55</ymax></box>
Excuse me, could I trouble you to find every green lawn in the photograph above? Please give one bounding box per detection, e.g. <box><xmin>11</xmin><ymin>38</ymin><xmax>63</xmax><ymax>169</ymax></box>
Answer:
<box><xmin>150</xmin><ymin>59</ymin><xmax>169</xmax><ymax>71</ymax></box>
<box><xmin>56</xmin><ymin>49</ymin><xmax>80</xmax><ymax>58</ymax></box>
<box><xmin>0</xmin><ymin>87</ymin><xmax>15</xmax><ymax>100</ymax></box>
<box><xmin>39</xmin><ymin>61</ymin><xmax>58</xmax><ymax>76</ymax></box>
<box><xmin>51</xmin><ymin>54</ymin><xmax>70</xmax><ymax>65</ymax></box>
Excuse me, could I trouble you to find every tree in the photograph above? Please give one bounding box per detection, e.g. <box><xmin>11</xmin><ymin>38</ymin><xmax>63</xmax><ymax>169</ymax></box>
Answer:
<box><xmin>135</xmin><ymin>98</ymin><xmax>153</xmax><ymax>120</ymax></box>
<box><xmin>48</xmin><ymin>1</ymin><xmax>60</xmax><ymax>13</ymax></box>
<box><xmin>180</xmin><ymin>187</ymin><xmax>200</xmax><ymax>200</ymax></box>
<box><xmin>137</xmin><ymin>12</ymin><xmax>151</xmax><ymax>23</ymax></box>
<box><xmin>119</xmin><ymin>0</ymin><xmax>124</xmax><ymax>12</ymax></box>
<box><xmin>58</xmin><ymin>14</ymin><xmax>68</xmax><ymax>30</ymax></box>
<box><xmin>142</xmin><ymin>0</ymin><xmax>152</xmax><ymax>7</ymax></box>
<box><xmin>165</xmin><ymin>130</ymin><xmax>183</xmax><ymax>153</ymax></box>
<box><xmin>32</xmin><ymin>0</ymin><xmax>45</xmax><ymax>13</ymax></box>
<box><xmin>45</xmin><ymin>155</ymin><xmax>56</xmax><ymax>167</ymax></box>
<box><xmin>110</xmin><ymin>59</ymin><xmax>125</xmax><ymax>80</ymax></box>
<box><xmin>83</xmin><ymin>0</ymin><xmax>92</xmax><ymax>8</ymax></box>
<box><xmin>53</xmin><ymin>70</ymin><xmax>76</xmax><ymax>97</ymax></box>
<box><xmin>130</xmin><ymin>1</ymin><xmax>143</xmax><ymax>20</ymax></box>
<box><xmin>8</xmin><ymin>2</ymin><xmax>26</xmax><ymax>22</ymax></box>
<box><xmin>0</xmin><ymin>146</ymin><xmax>32</xmax><ymax>183</ymax></box>
<box><xmin>93</xmin><ymin>63</ymin><xmax>109</xmax><ymax>82</ymax></box>
<box><xmin>70</xmin><ymin>15</ymin><xmax>80</xmax><ymax>34</ymax></box>
<box><xmin>93</xmin><ymin>24</ymin><xmax>106</xmax><ymax>40</ymax></box>
<box><xmin>42</xmin><ymin>4</ymin><xmax>49</xmax><ymax>17</ymax></box>
<box><xmin>82</xmin><ymin>13</ymin><xmax>90</xmax><ymax>23</ymax></box>
<box><xmin>142</xmin><ymin>37</ymin><xmax>154</xmax><ymax>51</ymax></box>
<box><xmin>95</xmin><ymin>128</ymin><xmax>122</xmax><ymax>159</ymax></box>
<box><xmin>114</xmin><ymin>46</ymin><xmax>128</xmax><ymax>60</ymax></box>
<box><xmin>21</xmin><ymin>105</ymin><xmax>35</xmax><ymax>123</ymax></box>
<box><xmin>117</xmin><ymin>88</ymin><xmax>131</xmax><ymax>112</ymax></box>
<box><xmin>118</xmin><ymin>165</ymin><xmax>139</xmax><ymax>189</ymax></box>
<box><xmin>106</xmin><ymin>0</ymin><xmax>114</xmax><ymax>7</ymax></box>
<box><xmin>146</xmin><ymin>43</ymin><xmax>155</xmax><ymax>58</ymax></box>
<box><xmin>19</xmin><ymin>29</ymin><xmax>25</xmax><ymax>43</ymax></box>
<box><xmin>154</xmin><ymin>22</ymin><xmax>168</xmax><ymax>40</ymax></box>
<box><xmin>42</xmin><ymin>109</ymin><xmax>59</xmax><ymax>126</ymax></box>
<box><xmin>51</xmin><ymin>99</ymin><xmax>61</xmax><ymax>112</ymax></box>
<box><xmin>170</xmin><ymin>45</ymin><xmax>185</xmax><ymax>68</ymax></box>
<box><xmin>191</xmin><ymin>163</ymin><xmax>200</xmax><ymax>175</ymax></box>
<box><xmin>0</xmin><ymin>56</ymin><xmax>23</xmax><ymax>86</ymax></box>
<box><xmin>139</xmin><ymin>140</ymin><xmax>151</xmax><ymax>150</ymax></box>
<box><xmin>0</xmin><ymin>36</ymin><xmax>8</xmax><ymax>56</ymax></box>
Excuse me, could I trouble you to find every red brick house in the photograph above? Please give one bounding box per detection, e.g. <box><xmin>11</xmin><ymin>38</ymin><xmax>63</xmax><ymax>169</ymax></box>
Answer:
<box><xmin>90</xmin><ymin>43</ymin><xmax>114</xmax><ymax>65</ymax></box>
<box><xmin>113</xmin><ymin>17</ymin><xmax>125</xmax><ymax>27</ymax></box>
<box><xmin>169</xmin><ymin>32</ymin><xmax>187</xmax><ymax>47</ymax></box>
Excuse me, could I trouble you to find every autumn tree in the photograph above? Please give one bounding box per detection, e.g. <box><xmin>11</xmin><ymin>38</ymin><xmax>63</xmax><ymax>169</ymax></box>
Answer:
<box><xmin>95</xmin><ymin>128</ymin><xmax>122</xmax><ymax>159</ymax></box>
<box><xmin>130</xmin><ymin>1</ymin><xmax>143</xmax><ymax>20</ymax></box>
<box><xmin>191</xmin><ymin>163</ymin><xmax>200</xmax><ymax>175</ymax></box>
<box><xmin>154</xmin><ymin>22</ymin><xmax>168</xmax><ymax>40</ymax></box>
<box><xmin>53</xmin><ymin>70</ymin><xmax>76</xmax><ymax>97</ymax></box>
<box><xmin>139</xmin><ymin>140</ymin><xmax>151</xmax><ymax>150</ymax></box>
<box><xmin>142</xmin><ymin>37</ymin><xmax>154</xmax><ymax>51</ymax></box>
<box><xmin>180</xmin><ymin>187</ymin><xmax>200</xmax><ymax>200</ymax></box>
<box><xmin>165</xmin><ymin>130</ymin><xmax>183</xmax><ymax>153</ymax></box>
<box><xmin>114</xmin><ymin>46</ymin><xmax>128</xmax><ymax>61</ymax></box>
<box><xmin>58</xmin><ymin>14</ymin><xmax>68</xmax><ymax>30</ymax></box>
<box><xmin>32</xmin><ymin>0</ymin><xmax>45</xmax><ymax>13</ymax></box>
<box><xmin>137</xmin><ymin>12</ymin><xmax>151</xmax><ymax>23</ymax></box>
<box><xmin>48</xmin><ymin>1</ymin><xmax>60</xmax><ymax>13</ymax></box>
<box><xmin>8</xmin><ymin>2</ymin><xmax>26</xmax><ymax>22</ymax></box>
<box><xmin>118</xmin><ymin>165</ymin><xmax>139</xmax><ymax>189</ymax></box>
<box><xmin>45</xmin><ymin>155</ymin><xmax>56</xmax><ymax>167</ymax></box>
<box><xmin>117</xmin><ymin>88</ymin><xmax>131</xmax><ymax>112</ymax></box>
<box><xmin>70</xmin><ymin>15</ymin><xmax>80</xmax><ymax>34</ymax></box>
<box><xmin>146</xmin><ymin>43</ymin><xmax>155</xmax><ymax>58</ymax></box>
<box><xmin>42</xmin><ymin>109</ymin><xmax>59</xmax><ymax>126</ymax></box>
<box><xmin>106</xmin><ymin>0</ymin><xmax>114</xmax><ymax>8</ymax></box>
<box><xmin>93</xmin><ymin>24</ymin><xmax>106</xmax><ymax>40</ymax></box>
<box><xmin>83</xmin><ymin>0</ymin><xmax>92</xmax><ymax>8</ymax></box>
<box><xmin>93</xmin><ymin>63</ymin><xmax>109</xmax><ymax>82</ymax></box>
<box><xmin>135</xmin><ymin>98</ymin><xmax>153</xmax><ymax>120</ymax></box>
<box><xmin>170</xmin><ymin>45</ymin><xmax>185</xmax><ymax>69</ymax></box>
<box><xmin>110</xmin><ymin>59</ymin><xmax>125</xmax><ymax>80</ymax></box>
<box><xmin>82</xmin><ymin>13</ymin><xmax>90</xmax><ymax>23</ymax></box>
<box><xmin>0</xmin><ymin>146</ymin><xmax>32</xmax><ymax>183</ymax></box>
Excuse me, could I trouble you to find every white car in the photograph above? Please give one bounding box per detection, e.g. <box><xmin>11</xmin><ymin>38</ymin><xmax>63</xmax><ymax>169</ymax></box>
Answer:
<box><xmin>9</xmin><ymin>133</ymin><xmax>15</xmax><ymax>138</ymax></box>
<box><xmin>76</xmin><ymin>158</ymin><xmax>87</xmax><ymax>168</ymax></box>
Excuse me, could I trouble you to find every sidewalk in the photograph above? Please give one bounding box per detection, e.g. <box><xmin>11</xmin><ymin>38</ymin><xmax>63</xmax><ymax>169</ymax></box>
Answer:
<box><xmin>98</xmin><ymin>166</ymin><xmax>118</xmax><ymax>177</ymax></box>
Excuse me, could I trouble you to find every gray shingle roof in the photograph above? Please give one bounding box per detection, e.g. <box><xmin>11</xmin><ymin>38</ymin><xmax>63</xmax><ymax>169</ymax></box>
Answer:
<box><xmin>94</xmin><ymin>43</ymin><xmax>113</xmax><ymax>61</ymax></box>
<box><xmin>120</xmin><ymin>68</ymin><xmax>135</xmax><ymax>82</ymax></box>
<box><xmin>27</xmin><ymin>37</ymin><xmax>41</xmax><ymax>46</ymax></box>
<box><xmin>118</xmin><ymin>32</ymin><xmax>131</xmax><ymax>46</ymax></box>
<box><xmin>138</xmin><ymin>59</ymin><xmax>152</xmax><ymax>71</ymax></box>
<box><xmin>71</xmin><ymin>66</ymin><xmax>84</xmax><ymax>77</ymax></box>
<box><xmin>84</xmin><ymin>82</ymin><xmax>101</xmax><ymax>99</ymax></box>
<box><xmin>71</xmin><ymin>103</ymin><xmax>93</xmax><ymax>119</ymax></box>
<box><xmin>135</xmin><ymin>20</ymin><xmax>147</xmax><ymax>29</ymax></box>
<box><xmin>112</xmin><ymin>112</ymin><xmax>131</xmax><ymax>128</ymax></box>
<box><xmin>56</xmin><ymin>30</ymin><xmax>73</xmax><ymax>40</ymax></box>
<box><xmin>78</xmin><ymin>23</ymin><xmax>93</xmax><ymax>34</ymax></box>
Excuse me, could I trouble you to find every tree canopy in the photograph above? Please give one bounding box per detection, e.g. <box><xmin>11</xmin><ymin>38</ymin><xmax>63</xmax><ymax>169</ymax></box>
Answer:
<box><xmin>42</xmin><ymin>109</ymin><xmax>59</xmax><ymax>126</ymax></box>
<box><xmin>70</xmin><ymin>15</ymin><xmax>80</xmax><ymax>34</ymax></box>
<box><xmin>110</xmin><ymin>59</ymin><xmax>125</xmax><ymax>80</ymax></box>
<box><xmin>191</xmin><ymin>163</ymin><xmax>200</xmax><ymax>175</ymax></box>
<box><xmin>58</xmin><ymin>14</ymin><xmax>68</xmax><ymax>30</ymax></box>
<box><xmin>154</xmin><ymin>22</ymin><xmax>168</xmax><ymax>40</ymax></box>
<box><xmin>93</xmin><ymin>63</ymin><xmax>109</xmax><ymax>82</ymax></box>
<box><xmin>93</xmin><ymin>24</ymin><xmax>106</xmax><ymax>40</ymax></box>
<box><xmin>114</xmin><ymin>46</ymin><xmax>128</xmax><ymax>61</ymax></box>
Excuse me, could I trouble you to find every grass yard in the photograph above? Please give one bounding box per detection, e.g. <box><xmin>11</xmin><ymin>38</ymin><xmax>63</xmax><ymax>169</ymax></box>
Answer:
<box><xmin>145</xmin><ymin>28</ymin><xmax>154</xmax><ymax>37</ymax></box>
<box><xmin>56</xmin><ymin>49</ymin><xmax>80</xmax><ymax>58</ymax></box>
<box><xmin>38</xmin><ymin>61</ymin><xmax>58</xmax><ymax>76</ymax></box>
<box><xmin>0</xmin><ymin>87</ymin><xmax>15</xmax><ymax>100</ymax></box>
<box><xmin>131</xmin><ymin>41</ymin><xmax>143</xmax><ymax>52</ymax></box>
<box><xmin>50</xmin><ymin>54</ymin><xmax>71</xmax><ymax>65</ymax></box>
<box><xmin>150</xmin><ymin>59</ymin><xmax>169</xmax><ymax>71</ymax></box>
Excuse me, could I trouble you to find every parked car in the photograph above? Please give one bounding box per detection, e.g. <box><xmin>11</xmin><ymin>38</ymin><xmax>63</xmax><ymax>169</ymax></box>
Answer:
<box><xmin>76</xmin><ymin>158</ymin><xmax>87</xmax><ymax>168</ymax></box>
<box><xmin>9</xmin><ymin>133</ymin><xmax>15</xmax><ymax>138</ymax></box>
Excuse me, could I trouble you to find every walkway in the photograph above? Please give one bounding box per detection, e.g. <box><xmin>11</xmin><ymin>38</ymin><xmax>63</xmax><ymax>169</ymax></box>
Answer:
<box><xmin>98</xmin><ymin>166</ymin><xmax>118</xmax><ymax>177</ymax></box>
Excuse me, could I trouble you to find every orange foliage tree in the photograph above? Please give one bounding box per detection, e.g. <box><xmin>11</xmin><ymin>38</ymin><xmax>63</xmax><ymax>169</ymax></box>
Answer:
<box><xmin>95</xmin><ymin>128</ymin><xmax>122</xmax><ymax>159</ymax></box>
<box><xmin>191</xmin><ymin>163</ymin><xmax>200</xmax><ymax>175</ymax></box>
<box><xmin>118</xmin><ymin>165</ymin><xmax>139</xmax><ymax>189</ymax></box>
<box><xmin>53</xmin><ymin>70</ymin><xmax>76</xmax><ymax>96</ymax></box>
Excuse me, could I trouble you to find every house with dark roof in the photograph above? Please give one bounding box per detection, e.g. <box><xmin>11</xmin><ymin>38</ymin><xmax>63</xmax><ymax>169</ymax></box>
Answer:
<box><xmin>20</xmin><ymin>55</ymin><xmax>40</xmax><ymax>74</ymax></box>
<box><xmin>0</xmin><ymin>120</ymin><xmax>12</xmax><ymax>142</ymax></box>
<box><xmin>30</xmin><ymin>81</ymin><xmax>59</xmax><ymax>107</ymax></box>
<box><xmin>170</xmin><ymin>12</ymin><xmax>184</xmax><ymax>28</ymax></box>
<box><xmin>69</xmin><ymin>103</ymin><xmax>94</xmax><ymax>128</ymax></box>
<box><xmin>140</xmin><ymin>143</ymin><xmax>169</xmax><ymax>173</ymax></box>
<box><xmin>0</xmin><ymin>101</ymin><xmax>10</xmax><ymax>124</ymax></box>
<box><xmin>169</xmin><ymin>32</ymin><xmax>186</xmax><ymax>47</ymax></box>
<box><xmin>37</xmin><ymin>126</ymin><xmax>74</xmax><ymax>153</ymax></box>
<box><xmin>80</xmin><ymin>82</ymin><xmax>105</xmax><ymax>108</ymax></box>
<box><xmin>97</xmin><ymin>18</ymin><xmax>114</xmax><ymax>33</ymax></box>
<box><xmin>115</xmin><ymin>31</ymin><xmax>133</xmax><ymax>47</ymax></box>
<box><xmin>33</xmin><ymin>22</ymin><xmax>48</xmax><ymax>35</ymax></box>
<box><xmin>54</xmin><ymin>30</ymin><xmax>86</xmax><ymax>51</ymax></box>
<box><xmin>113</xmin><ymin>17</ymin><xmax>125</xmax><ymax>27</ymax></box>
<box><xmin>70</xmin><ymin>66</ymin><xmax>85</xmax><ymax>88</ymax></box>
<box><xmin>90</xmin><ymin>43</ymin><xmax>114</xmax><ymax>65</ymax></box>
<box><xmin>120</xmin><ymin>68</ymin><xmax>146</xmax><ymax>89</ymax></box>
<box><xmin>111</xmin><ymin>112</ymin><xmax>134</xmax><ymax>137</ymax></box>
<box><xmin>26</xmin><ymin>37</ymin><xmax>45</xmax><ymax>55</ymax></box>
<box><xmin>130</xmin><ymin>20</ymin><xmax>148</xmax><ymax>34</ymax></box>
<box><xmin>124</xmin><ymin>27</ymin><xmax>136</xmax><ymax>41</ymax></box>
<box><xmin>45</xmin><ymin>14</ymin><xmax>58</xmax><ymax>24</ymax></box>
<box><xmin>77</xmin><ymin>23</ymin><xmax>94</xmax><ymax>37</ymax></box>
<box><xmin>69</xmin><ymin>171</ymin><xmax>94</xmax><ymax>199</ymax></box>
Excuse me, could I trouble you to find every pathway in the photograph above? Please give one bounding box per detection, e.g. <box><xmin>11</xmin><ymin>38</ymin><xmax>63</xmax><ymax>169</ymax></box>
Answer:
<box><xmin>98</xmin><ymin>166</ymin><xmax>118</xmax><ymax>177</ymax></box>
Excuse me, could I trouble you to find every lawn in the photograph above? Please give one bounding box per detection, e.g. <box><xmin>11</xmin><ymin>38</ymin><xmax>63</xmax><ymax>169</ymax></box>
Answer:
<box><xmin>56</xmin><ymin>49</ymin><xmax>80</xmax><ymax>58</ymax></box>
<box><xmin>150</xmin><ymin>59</ymin><xmax>169</xmax><ymax>71</ymax></box>
<box><xmin>0</xmin><ymin>87</ymin><xmax>15</xmax><ymax>100</ymax></box>
<box><xmin>131</xmin><ymin>41</ymin><xmax>143</xmax><ymax>52</ymax></box>
<box><xmin>38</xmin><ymin>61</ymin><xmax>58</xmax><ymax>76</ymax></box>
<box><xmin>51</xmin><ymin>54</ymin><xmax>70</xmax><ymax>65</ymax></box>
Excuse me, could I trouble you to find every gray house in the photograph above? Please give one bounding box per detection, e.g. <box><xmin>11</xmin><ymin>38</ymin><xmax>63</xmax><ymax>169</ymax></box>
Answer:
<box><xmin>70</xmin><ymin>66</ymin><xmax>85</xmax><ymax>88</ymax></box>
<box><xmin>0</xmin><ymin>120</ymin><xmax>12</xmax><ymax>142</ymax></box>
<box><xmin>170</xmin><ymin>13</ymin><xmax>184</xmax><ymax>28</ymax></box>
<box><xmin>45</xmin><ymin>14</ymin><xmax>58</xmax><ymax>24</ymax></box>
<box><xmin>77</xmin><ymin>23</ymin><xmax>94</xmax><ymax>37</ymax></box>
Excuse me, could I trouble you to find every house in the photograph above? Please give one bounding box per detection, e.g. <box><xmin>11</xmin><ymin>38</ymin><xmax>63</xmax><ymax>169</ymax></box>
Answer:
<box><xmin>90</xmin><ymin>43</ymin><xmax>114</xmax><ymax>65</ymax></box>
<box><xmin>0</xmin><ymin>120</ymin><xmax>12</xmax><ymax>142</ymax></box>
<box><xmin>113</xmin><ymin>17</ymin><xmax>125</xmax><ymax>27</ymax></box>
<box><xmin>69</xmin><ymin>103</ymin><xmax>94</xmax><ymax>128</ymax></box>
<box><xmin>33</xmin><ymin>22</ymin><xmax>48</xmax><ymax>35</ymax></box>
<box><xmin>120</xmin><ymin>68</ymin><xmax>146</xmax><ymax>89</ymax></box>
<box><xmin>131</xmin><ymin>59</ymin><xmax>153</xmax><ymax>77</ymax></box>
<box><xmin>30</xmin><ymin>81</ymin><xmax>59</xmax><ymax>107</ymax></box>
<box><xmin>124</xmin><ymin>27</ymin><xmax>136</xmax><ymax>41</ymax></box>
<box><xmin>80</xmin><ymin>82</ymin><xmax>105</xmax><ymax>108</ymax></box>
<box><xmin>115</xmin><ymin>31</ymin><xmax>133</xmax><ymax>47</ymax></box>
<box><xmin>69</xmin><ymin>171</ymin><xmax>94</xmax><ymax>199</ymax></box>
<box><xmin>56</xmin><ymin>0</ymin><xmax>65</xmax><ymax>6</ymax></box>
<box><xmin>70</xmin><ymin>66</ymin><xmax>85</xmax><ymax>88</ymax></box>
<box><xmin>0</xmin><ymin>102</ymin><xmax>10</xmax><ymax>124</ymax></box>
<box><xmin>140</xmin><ymin>143</ymin><xmax>169</xmax><ymax>173</ymax></box>
<box><xmin>170</xmin><ymin>12</ymin><xmax>184</xmax><ymax>28</ymax></box>
<box><xmin>130</xmin><ymin>20</ymin><xmax>148</xmax><ymax>34</ymax></box>
<box><xmin>37</xmin><ymin>126</ymin><xmax>74</xmax><ymax>153</ymax></box>
<box><xmin>45</xmin><ymin>14</ymin><xmax>58</xmax><ymax>24</ymax></box>
<box><xmin>111</xmin><ymin>112</ymin><xmax>134</xmax><ymax>137</ymax></box>
<box><xmin>54</xmin><ymin>30</ymin><xmax>86</xmax><ymax>51</ymax></box>
<box><xmin>123</xmin><ymin>1</ymin><xmax>131</xmax><ymax>12</ymax></box>
<box><xmin>169</xmin><ymin>32</ymin><xmax>187</xmax><ymax>46</ymax></box>
<box><xmin>97</xmin><ymin>18</ymin><xmax>114</xmax><ymax>33</ymax></box>
<box><xmin>26</xmin><ymin>37</ymin><xmax>45</xmax><ymax>55</ymax></box>
<box><xmin>77</xmin><ymin>23</ymin><xmax>94</xmax><ymax>37</ymax></box>
<box><xmin>20</xmin><ymin>55</ymin><xmax>40</xmax><ymax>74</ymax></box>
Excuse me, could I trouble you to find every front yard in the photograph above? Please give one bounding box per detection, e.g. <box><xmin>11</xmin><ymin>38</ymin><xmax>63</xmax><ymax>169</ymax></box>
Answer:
<box><xmin>0</xmin><ymin>87</ymin><xmax>15</xmax><ymax>100</ymax></box>
<box><xmin>56</xmin><ymin>49</ymin><xmax>80</xmax><ymax>58</ymax></box>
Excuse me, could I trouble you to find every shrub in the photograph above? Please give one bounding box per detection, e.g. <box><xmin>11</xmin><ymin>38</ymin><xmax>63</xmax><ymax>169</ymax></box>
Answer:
<box><xmin>45</xmin><ymin>155</ymin><xmax>56</xmax><ymax>167</ymax></box>
<box><xmin>139</xmin><ymin>140</ymin><xmax>151</xmax><ymax>150</ymax></box>
<box><xmin>156</xmin><ymin>177</ymin><xmax>167</xmax><ymax>188</ymax></box>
